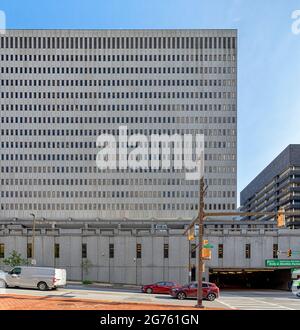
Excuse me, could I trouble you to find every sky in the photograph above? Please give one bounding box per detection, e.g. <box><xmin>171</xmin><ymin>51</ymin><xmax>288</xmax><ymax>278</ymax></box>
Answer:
<box><xmin>1</xmin><ymin>0</ymin><xmax>300</xmax><ymax>205</ymax></box>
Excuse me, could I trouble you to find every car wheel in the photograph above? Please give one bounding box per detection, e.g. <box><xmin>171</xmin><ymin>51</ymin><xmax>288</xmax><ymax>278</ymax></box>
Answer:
<box><xmin>0</xmin><ymin>279</ymin><xmax>7</xmax><ymax>288</ymax></box>
<box><xmin>37</xmin><ymin>282</ymin><xmax>48</xmax><ymax>291</ymax></box>
<box><xmin>146</xmin><ymin>288</ymin><xmax>153</xmax><ymax>294</ymax></box>
<box><xmin>206</xmin><ymin>293</ymin><xmax>216</xmax><ymax>301</ymax></box>
<box><xmin>177</xmin><ymin>292</ymin><xmax>186</xmax><ymax>300</ymax></box>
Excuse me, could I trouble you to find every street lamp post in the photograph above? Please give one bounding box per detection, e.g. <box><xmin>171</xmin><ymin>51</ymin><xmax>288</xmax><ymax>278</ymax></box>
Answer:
<box><xmin>30</xmin><ymin>213</ymin><xmax>36</xmax><ymax>264</ymax></box>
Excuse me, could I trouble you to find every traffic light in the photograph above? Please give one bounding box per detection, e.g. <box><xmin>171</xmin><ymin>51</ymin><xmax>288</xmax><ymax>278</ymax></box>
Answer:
<box><xmin>202</xmin><ymin>240</ymin><xmax>212</xmax><ymax>260</ymax></box>
<box><xmin>188</xmin><ymin>227</ymin><xmax>195</xmax><ymax>241</ymax></box>
<box><xmin>287</xmin><ymin>249</ymin><xmax>292</xmax><ymax>257</ymax></box>
<box><xmin>277</xmin><ymin>208</ymin><xmax>286</xmax><ymax>227</ymax></box>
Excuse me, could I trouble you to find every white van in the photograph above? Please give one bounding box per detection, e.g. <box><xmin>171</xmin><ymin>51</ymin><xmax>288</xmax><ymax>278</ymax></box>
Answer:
<box><xmin>292</xmin><ymin>269</ymin><xmax>300</xmax><ymax>279</ymax></box>
<box><xmin>0</xmin><ymin>266</ymin><xmax>67</xmax><ymax>290</ymax></box>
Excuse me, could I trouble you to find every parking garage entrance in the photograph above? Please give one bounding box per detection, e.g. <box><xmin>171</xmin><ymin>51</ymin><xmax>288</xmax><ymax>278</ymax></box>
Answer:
<box><xmin>209</xmin><ymin>268</ymin><xmax>292</xmax><ymax>290</ymax></box>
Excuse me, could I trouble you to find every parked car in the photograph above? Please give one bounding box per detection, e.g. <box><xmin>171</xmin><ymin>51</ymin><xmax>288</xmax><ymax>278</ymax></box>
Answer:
<box><xmin>141</xmin><ymin>281</ymin><xmax>180</xmax><ymax>294</ymax></box>
<box><xmin>0</xmin><ymin>266</ymin><xmax>67</xmax><ymax>291</ymax></box>
<box><xmin>170</xmin><ymin>281</ymin><xmax>219</xmax><ymax>301</ymax></box>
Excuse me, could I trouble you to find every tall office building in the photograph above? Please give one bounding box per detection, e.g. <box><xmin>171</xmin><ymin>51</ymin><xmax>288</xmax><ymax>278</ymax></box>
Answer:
<box><xmin>0</xmin><ymin>29</ymin><xmax>237</xmax><ymax>220</ymax></box>
<box><xmin>241</xmin><ymin>145</ymin><xmax>300</xmax><ymax>228</ymax></box>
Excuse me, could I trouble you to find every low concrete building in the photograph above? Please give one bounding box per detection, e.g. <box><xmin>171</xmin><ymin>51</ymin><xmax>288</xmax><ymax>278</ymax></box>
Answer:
<box><xmin>0</xmin><ymin>219</ymin><xmax>299</xmax><ymax>289</ymax></box>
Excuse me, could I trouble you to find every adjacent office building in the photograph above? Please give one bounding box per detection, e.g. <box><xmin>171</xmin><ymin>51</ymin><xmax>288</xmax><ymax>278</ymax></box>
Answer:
<box><xmin>241</xmin><ymin>145</ymin><xmax>300</xmax><ymax>228</ymax></box>
<box><xmin>0</xmin><ymin>29</ymin><xmax>237</xmax><ymax>220</ymax></box>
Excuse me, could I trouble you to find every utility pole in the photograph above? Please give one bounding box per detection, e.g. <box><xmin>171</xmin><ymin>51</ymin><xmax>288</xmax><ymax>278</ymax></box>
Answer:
<box><xmin>195</xmin><ymin>177</ymin><xmax>205</xmax><ymax>309</ymax></box>
<box><xmin>188</xmin><ymin>240</ymin><xmax>191</xmax><ymax>283</ymax></box>
<box><xmin>30</xmin><ymin>213</ymin><xmax>36</xmax><ymax>265</ymax></box>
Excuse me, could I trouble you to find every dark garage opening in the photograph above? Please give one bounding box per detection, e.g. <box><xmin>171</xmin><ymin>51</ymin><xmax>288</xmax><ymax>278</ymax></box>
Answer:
<box><xmin>209</xmin><ymin>268</ymin><xmax>292</xmax><ymax>290</ymax></box>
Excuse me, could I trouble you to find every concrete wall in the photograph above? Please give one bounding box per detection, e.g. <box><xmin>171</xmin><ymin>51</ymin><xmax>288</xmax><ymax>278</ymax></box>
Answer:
<box><xmin>1</xmin><ymin>221</ymin><xmax>300</xmax><ymax>285</ymax></box>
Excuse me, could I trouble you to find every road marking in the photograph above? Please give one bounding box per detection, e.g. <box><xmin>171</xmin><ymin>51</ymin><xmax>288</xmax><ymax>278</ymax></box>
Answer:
<box><xmin>249</xmin><ymin>298</ymin><xmax>295</xmax><ymax>310</ymax></box>
<box><xmin>216</xmin><ymin>299</ymin><xmax>237</xmax><ymax>309</ymax></box>
<box><xmin>218</xmin><ymin>297</ymin><xmax>295</xmax><ymax>310</ymax></box>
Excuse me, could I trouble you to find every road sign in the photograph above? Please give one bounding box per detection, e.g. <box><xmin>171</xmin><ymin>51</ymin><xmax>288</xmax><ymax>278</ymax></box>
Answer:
<box><xmin>265</xmin><ymin>259</ymin><xmax>300</xmax><ymax>267</ymax></box>
<box><xmin>203</xmin><ymin>244</ymin><xmax>214</xmax><ymax>248</ymax></box>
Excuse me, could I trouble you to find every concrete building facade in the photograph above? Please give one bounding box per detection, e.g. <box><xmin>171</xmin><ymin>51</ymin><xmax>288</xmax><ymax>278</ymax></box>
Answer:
<box><xmin>0</xmin><ymin>219</ymin><xmax>299</xmax><ymax>289</ymax></box>
<box><xmin>0</xmin><ymin>29</ymin><xmax>237</xmax><ymax>220</ymax></box>
<box><xmin>241</xmin><ymin>145</ymin><xmax>300</xmax><ymax>228</ymax></box>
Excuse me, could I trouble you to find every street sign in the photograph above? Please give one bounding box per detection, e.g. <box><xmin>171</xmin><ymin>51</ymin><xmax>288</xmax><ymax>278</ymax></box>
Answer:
<box><xmin>265</xmin><ymin>259</ymin><xmax>300</xmax><ymax>267</ymax></box>
<box><xmin>203</xmin><ymin>244</ymin><xmax>214</xmax><ymax>248</ymax></box>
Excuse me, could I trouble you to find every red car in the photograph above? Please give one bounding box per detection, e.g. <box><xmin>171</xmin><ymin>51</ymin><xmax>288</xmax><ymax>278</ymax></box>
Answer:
<box><xmin>170</xmin><ymin>281</ymin><xmax>219</xmax><ymax>301</ymax></box>
<box><xmin>141</xmin><ymin>281</ymin><xmax>180</xmax><ymax>294</ymax></box>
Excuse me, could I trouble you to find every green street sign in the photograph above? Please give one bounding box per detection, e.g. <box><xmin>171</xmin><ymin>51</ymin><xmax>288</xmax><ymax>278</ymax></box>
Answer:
<box><xmin>203</xmin><ymin>244</ymin><xmax>214</xmax><ymax>249</ymax></box>
<box><xmin>265</xmin><ymin>259</ymin><xmax>300</xmax><ymax>267</ymax></box>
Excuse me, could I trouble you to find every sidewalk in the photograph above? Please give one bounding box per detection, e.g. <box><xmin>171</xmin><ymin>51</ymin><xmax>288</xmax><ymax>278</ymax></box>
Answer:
<box><xmin>0</xmin><ymin>294</ymin><xmax>224</xmax><ymax>310</ymax></box>
<box><xmin>67</xmin><ymin>281</ymin><xmax>141</xmax><ymax>290</ymax></box>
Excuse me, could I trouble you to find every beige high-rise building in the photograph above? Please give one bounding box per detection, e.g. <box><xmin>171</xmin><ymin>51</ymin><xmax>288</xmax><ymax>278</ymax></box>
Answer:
<box><xmin>0</xmin><ymin>29</ymin><xmax>237</xmax><ymax>220</ymax></box>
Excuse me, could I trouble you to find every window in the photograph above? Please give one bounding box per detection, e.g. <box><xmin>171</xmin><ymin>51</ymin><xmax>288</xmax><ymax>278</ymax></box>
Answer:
<box><xmin>164</xmin><ymin>244</ymin><xmax>169</xmax><ymax>259</ymax></box>
<box><xmin>245</xmin><ymin>244</ymin><xmax>251</xmax><ymax>259</ymax></box>
<box><xmin>11</xmin><ymin>267</ymin><xmax>21</xmax><ymax>275</ymax></box>
<box><xmin>82</xmin><ymin>243</ymin><xmax>87</xmax><ymax>258</ymax></box>
<box><xmin>218</xmin><ymin>244</ymin><xmax>223</xmax><ymax>259</ymax></box>
<box><xmin>54</xmin><ymin>243</ymin><xmax>60</xmax><ymax>258</ymax></box>
<box><xmin>136</xmin><ymin>243</ymin><xmax>142</xmax><ymax>259</ymax></box>
<box><xmin>0</xmin><ymin>244</ymin><xmax>4</xmax><ymax>258</ymax></box>
<box><xmin>27</xmin><ymin>243</ymin><xmax>32</xmax><ymax>258</ymax></box>
<box><xmin>191</xmin><ymin>244</ymin><xmax>196</xmax><ymax>258</ymax></box>
<box><xmin>273</xmin><ymin>244</ymin><xmax>278</xmax><ymax>259</ymax></box>
<box><xmin>109</xmin><ymin>243</ymin><xmax>114</xmax><ymax>258</ymax></box>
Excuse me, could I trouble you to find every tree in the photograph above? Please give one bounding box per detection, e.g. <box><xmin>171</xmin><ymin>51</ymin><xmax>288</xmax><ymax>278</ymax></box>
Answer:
<box><xmin>81</xmin><ymin>259</ymin><xmax>93</xmax><ymax>284</ymax></box>
<box><xmin>2</xmin><ymin>250</ymin><xmax>28</xmax><ymax>268</ymax></box>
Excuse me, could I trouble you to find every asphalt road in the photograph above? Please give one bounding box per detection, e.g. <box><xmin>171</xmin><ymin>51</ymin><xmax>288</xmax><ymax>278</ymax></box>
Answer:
<box><xmin>1</xmin><ymin>285</ymin><xmax>299</xmax><ymax>310</ymax></box>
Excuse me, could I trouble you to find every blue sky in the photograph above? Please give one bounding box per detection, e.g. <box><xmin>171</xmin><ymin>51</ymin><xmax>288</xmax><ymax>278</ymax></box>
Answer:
<box><xmin>1</xmin><ymin>0</ymin><xmax>300</xmax><ymax>204</ymax></box>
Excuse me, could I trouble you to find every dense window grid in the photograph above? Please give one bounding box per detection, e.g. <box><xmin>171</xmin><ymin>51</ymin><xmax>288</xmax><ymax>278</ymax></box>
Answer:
<box><xmin>0</xmin><ymin>31</ymin><xmax>237</xmax><ymax>219</ymax></box>
<box><xmin>241</xmin><ymin>164</ymin><xmax>300</xmax><ymax>227</ymax></box>
<box><xmin>0</xmin><ymin>36</ymin><xmax>236</xmax><ymax>50</ymax></box>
